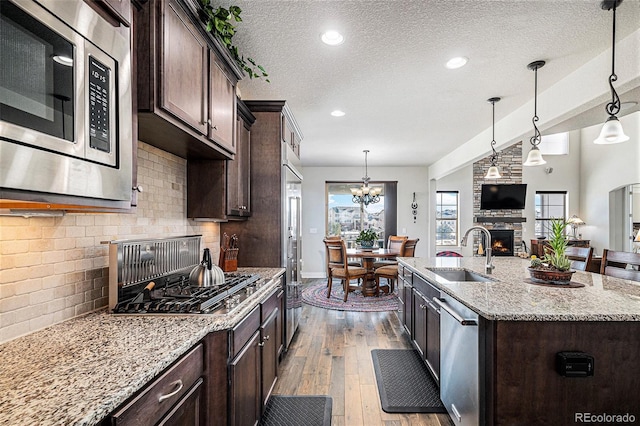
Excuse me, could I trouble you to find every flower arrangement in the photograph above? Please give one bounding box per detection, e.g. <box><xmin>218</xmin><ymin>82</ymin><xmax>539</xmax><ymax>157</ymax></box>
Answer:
<box><xmin>356</xmin><ymin>229</ymin><xmax>378</xmax><ymax>248</ymax></box>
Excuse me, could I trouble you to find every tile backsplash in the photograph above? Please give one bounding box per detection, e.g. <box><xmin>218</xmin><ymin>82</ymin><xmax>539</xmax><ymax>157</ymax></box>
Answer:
<box><xmin>0</xmin><ymin>142</ymin><xmax>220</xmax><ymax>343</ymax></box>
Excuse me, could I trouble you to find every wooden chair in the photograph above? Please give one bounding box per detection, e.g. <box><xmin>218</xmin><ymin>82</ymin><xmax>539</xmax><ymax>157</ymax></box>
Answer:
<box><xmin>600</xmin><ymin>249</ymin><xmax>640</xmax><ymax>282</ymax></box>
<box><xmin>564</xmin><ymin>246</ymin><xmax>593</xmax><ymax>271</ymax></box>
<box><xmin>374</xmin><ymin>238</ymin><xmax>420</xmax><ymax>295</ymax></box>
<box><xmin>373</xmin><ymin>235</ymin><xmax>408</xmax><ymax>268</ymax></box>
<box><xmin>324</xmin><ymin>236</ymin><xmax>360</xmax><ymax>288</ymax></box>
<box><xmin>324</xmin><ymin>238</ymin><xmax>368</xmax><ymax>301</ymax></box>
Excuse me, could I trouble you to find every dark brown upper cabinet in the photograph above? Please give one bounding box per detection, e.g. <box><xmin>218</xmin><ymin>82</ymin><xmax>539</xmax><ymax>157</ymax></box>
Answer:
<box><xmin>187</xmin><ymin>98</ymin><xmax>255</xmax><ymax>221</ymax></box>
<box><xmin>135</xmin><ymin>0</ymin><xmax>243</xmax><ymax>160</ymax></box>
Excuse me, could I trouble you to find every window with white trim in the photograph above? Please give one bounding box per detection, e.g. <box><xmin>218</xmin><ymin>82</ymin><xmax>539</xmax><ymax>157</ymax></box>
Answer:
<box><xmin>436</xmin><ymin>191</ymin><xmax>458</xmax><ymax>245</ymax></box>
<box><xmin>534</xmin><ymin>191</ymin><xmax>567</xmax><ymax>238</ymax></box>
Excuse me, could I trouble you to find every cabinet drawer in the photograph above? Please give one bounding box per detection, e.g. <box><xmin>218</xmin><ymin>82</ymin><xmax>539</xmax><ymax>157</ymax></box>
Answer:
<box><xmin>111</xmin><ymin>343</ymin><xmax>204</xmax><ymax>426</ymax></box>
<box><xmin>261</xmin><ymin>287</ymin><xmax>281</xmax><ymax>323</ymax></box>
<box><xmin>230</xmin><ymin>305</ymin><xmax>260</xmax><ymax>359</ymax></box>
<box><xmin>400</xmin><ymin>265</ymin><xmax>412</xmax><ymax>281</ymax></box>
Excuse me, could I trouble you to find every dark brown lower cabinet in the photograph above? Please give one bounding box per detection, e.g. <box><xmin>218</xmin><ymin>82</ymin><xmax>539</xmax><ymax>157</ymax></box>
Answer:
<box><xmin>261</xmin><ymin>308</ymin><xmax>278</xmax><ymax>406</ymax></box>
<box><xmin>109</xmin><ymin>344</ymin><xmax>204</xmax><ymax>426</ymax></box>
<box><xmin>412</xmin><ymin>289</ymin><xmax>428</xmax><ymax>359</ymax></box>
<box><xmin>229</xmin><ymin>330</ymin><xmax>262</xmax><ymax>426</ymax></box>
<box><xmin>158</xmin><ymin>378</ymin><xmax>204</xmax><ymax>426</ymax></box>
<box><xmin>412</xmin><ymin>274</ymin><xmax>440</xmax><ymax>383</ymax></box>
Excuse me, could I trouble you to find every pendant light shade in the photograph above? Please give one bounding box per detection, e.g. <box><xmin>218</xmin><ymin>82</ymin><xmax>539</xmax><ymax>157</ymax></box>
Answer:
<box><xmin>523</xmin><ymin>60</ymin><xmax>546</xmax><ymax>167</ymax></box>
<box><xmin>523</xmin><ymin>146</ymin><xmax>546</xmax><ymax>166</ymax></box>
<box><xmin>595</xmin><ymin>0</ymin><xmax>628</xmax><ymax>144</ymax></box>
<box><xmin>484</xmin><ymin>97</ymin><xmax>502</xmax><ymax>179</ymax></box>
<box><xmin>594</xmin><ymin>115</ymin><xmax>630</xmax><ymax>144</ymax></box>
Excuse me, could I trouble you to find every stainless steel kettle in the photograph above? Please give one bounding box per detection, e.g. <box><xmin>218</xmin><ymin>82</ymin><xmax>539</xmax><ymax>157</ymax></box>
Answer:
<box><xmin>189</xmin><ymin>248</ymin><xmax>225</xmax><ymax>287</ymax></box>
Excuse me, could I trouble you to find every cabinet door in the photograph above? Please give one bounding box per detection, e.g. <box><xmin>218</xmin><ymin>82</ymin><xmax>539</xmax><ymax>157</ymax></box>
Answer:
<box><xmin>403</xmin><ymin>284</ymin><xmax>413</xmax><ymax>336</ymax></box>
<box><xmin>229</xmin><ymin>330</ymin><xmax>261</xmax><ymax>426</ymax></box>
<box><xmin>94</xmin><ymin>0</ymin><xmax>131</xmax><ymax>26</ymax></box>
<box><xmin>160</xmin><ymin>0</ymin><xmax>207</xmax><ymax>135</ymax></box>
<box><xmin>261</xmin><ymin>308</ymin><xmax>279</xmax><ymax>408</ymax></box>
<box><xmin>412</xmin><ymin>289</ymin><xmax>428</xmax><ymax>359</ymax></box>
<box><xmin>209</xmin><ymin>54</ymin><xmax>236</xmax><ymax>153</ymax></box>
<box><xmin>158</xmin><ymin>378</ymin><xmax>204</xmax><ymax>426</ymax></box>
<box><xmin>426</xmin><ymin>297</ymin><xmax>441</xmax><ymax>383</ymax></box>
<box><xmin>276</xmin><ymin>289</ymin><xmax>284</xmax><ymax>360</ymax></box>
<box><xmin>227</xmin><ymin>111</ymin><xmax>251</xmax><ymax>217</ymax></box>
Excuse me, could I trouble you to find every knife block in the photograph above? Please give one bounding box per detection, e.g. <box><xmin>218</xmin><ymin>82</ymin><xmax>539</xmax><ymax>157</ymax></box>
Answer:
<box><xmin>219</xmin><ymin>247</ymin><xmax>238</xmax><ymax>272</ymax></box>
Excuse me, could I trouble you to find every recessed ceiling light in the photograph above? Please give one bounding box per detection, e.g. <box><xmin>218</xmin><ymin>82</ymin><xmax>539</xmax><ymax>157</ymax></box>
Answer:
<box><xmin>331</xmin><ymin>110</ymin><xmax>345</xmax><ymax>117</ymax></box>
<box><xmin>446</xmin><ymin>56</ymin><xmax>468</xmax><ymax>69</ymax></box>
<box><xmin>321</xmin><ymin>30</ymin><xmax>344</xmax><ymax>46</ymax></box>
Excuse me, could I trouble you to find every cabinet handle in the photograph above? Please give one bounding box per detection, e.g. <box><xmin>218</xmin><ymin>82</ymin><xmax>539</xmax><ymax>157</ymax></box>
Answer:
<box><xmin>158</xmin><ymin>379</ymin><xmax>183</xmax><ymax>403</ymax></box>
<box><xmin>419</xmin><ymin>303</ymin><xmax>427</xmax><ymax>310</ymax></box>
<box><xmin>264</xmin><ymin>335</ymin><xmax>270</xmax><ymax>341</ymax></box>
<box><xmin>132</xmin><ymin>185</ymin><xmax>143</xmax><ymax>193</ymax></box>
<box><xmin>258</xmin><ymin>342</ymin><xmax>265</xmax><ymax>347</ymax></box>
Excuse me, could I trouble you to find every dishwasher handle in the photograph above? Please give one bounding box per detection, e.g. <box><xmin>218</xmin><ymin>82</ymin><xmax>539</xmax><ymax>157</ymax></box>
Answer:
<box><xmin>433</xmin><ymin>297</ymin><xmax>477</xmax><ymax>326</ymax></box>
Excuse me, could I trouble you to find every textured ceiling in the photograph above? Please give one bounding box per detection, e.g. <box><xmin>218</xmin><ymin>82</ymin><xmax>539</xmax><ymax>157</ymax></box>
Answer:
<box><xmin>231</xmin><ymin>0</ymin><xmax>640</xmax><ymax>167</ymax></box>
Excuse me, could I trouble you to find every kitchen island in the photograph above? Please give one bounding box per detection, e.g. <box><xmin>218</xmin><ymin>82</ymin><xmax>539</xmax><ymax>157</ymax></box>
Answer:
<box><xmin>0</xmin><ymin>267</ymin><xmax>284</xmax><ymax>426</ymax></box>
<box><xmin>398</xmin><ymin>256</ymin><xmax>640</xmax><ymax>426</ymax></box>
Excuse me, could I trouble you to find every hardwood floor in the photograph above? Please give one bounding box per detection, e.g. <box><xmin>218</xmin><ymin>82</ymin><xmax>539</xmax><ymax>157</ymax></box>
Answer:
<box><xmin>273</xmin><ymin>301</ymin><xmax>453</xmax><ymax>426</ymax></box>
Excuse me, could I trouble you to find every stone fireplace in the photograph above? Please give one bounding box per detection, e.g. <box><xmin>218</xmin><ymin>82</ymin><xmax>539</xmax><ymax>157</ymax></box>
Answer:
<box><xmin>472</xmin><ymin>141</ymin><xmax>524</xmax><ymax>256</ymax></box>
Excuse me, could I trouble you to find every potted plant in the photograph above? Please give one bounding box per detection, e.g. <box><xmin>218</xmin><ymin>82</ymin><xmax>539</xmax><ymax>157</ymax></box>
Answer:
<box><xmin>199</xmin><ymin>1</ymin><xmax>269</xmax><ymax>82</ymax></box>
<box><xmin>528</xmin><ymin>218</ymin><xmax>575</xmax><ymax>285</ymax></box>
<box><xmin>356</xmin><ymin>229</ymin><xmax>378</xmax><ymax>249</ymax></box>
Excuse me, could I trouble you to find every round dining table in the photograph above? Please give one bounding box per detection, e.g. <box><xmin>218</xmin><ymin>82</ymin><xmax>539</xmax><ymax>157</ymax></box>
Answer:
<box><xmin>346</xmin><ymin>248</ymin><xmax>400</xmax><ymax>296</ymax></box>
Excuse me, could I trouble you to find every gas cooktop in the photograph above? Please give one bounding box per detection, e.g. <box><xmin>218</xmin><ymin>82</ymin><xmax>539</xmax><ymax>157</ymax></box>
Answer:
<box><xmin>112</xmin><ymin>272</ymin><xmax>260</xmax><ymax>314</ymax></box>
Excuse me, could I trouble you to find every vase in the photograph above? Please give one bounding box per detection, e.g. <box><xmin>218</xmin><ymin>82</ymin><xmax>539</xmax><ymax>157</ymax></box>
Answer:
<box><xmin>528</xmin><ymin>267</ymin><xmax>575</xmax><ymax>285</ymax></box>
<box><xmin>359</xmin><ymin>241</ymin><xmax>374</xmax><ymax>249</ymax></box>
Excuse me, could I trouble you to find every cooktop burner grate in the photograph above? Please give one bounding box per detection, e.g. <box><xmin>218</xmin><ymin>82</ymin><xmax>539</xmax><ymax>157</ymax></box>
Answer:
<box><xmin>112</xmin><ymin>272</ymin><xmax>260</xmax><ymax>314</ymax></box>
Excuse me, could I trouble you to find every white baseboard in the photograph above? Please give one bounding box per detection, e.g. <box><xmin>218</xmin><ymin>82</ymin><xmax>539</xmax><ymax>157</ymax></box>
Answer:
<box><xmin>301</xmin><ymin>272</ymin><xmax>326</xmax><ymax>279</ymax></box>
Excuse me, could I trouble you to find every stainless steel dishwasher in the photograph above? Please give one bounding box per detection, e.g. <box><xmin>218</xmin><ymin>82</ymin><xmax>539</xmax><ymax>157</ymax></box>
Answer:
<box><xmin>434</xmin><ymin>294</ymin><xmax>479</xmax><ymax>426</ymax></box>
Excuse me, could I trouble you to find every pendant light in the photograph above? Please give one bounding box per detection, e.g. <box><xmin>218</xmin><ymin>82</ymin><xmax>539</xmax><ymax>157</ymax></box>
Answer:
<box><xmin>484</xmin><ymin>97</ymin><xmax>502</xmax><ymax>179</ymax></box>
<box><xmin>351</xmin><ymin>150</ymin><xmax>381</xmax><ymax>206</ymax></box>
<box><xmin>594</xmin><ymin>0</ymin><xmax>629</xmax><ymax>144</ymax></box>
<box><xmin>523</xmin><ymin>60</ymin><xmax>547</xmax><ymax>167</ymax></box>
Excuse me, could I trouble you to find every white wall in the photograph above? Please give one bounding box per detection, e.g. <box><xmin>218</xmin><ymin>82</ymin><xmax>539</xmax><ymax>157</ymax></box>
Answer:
<box><xmin>579</xmin><ymin>111</ymin><xmax>640</xmax><ymax>254</ymax></box>
<box><xmin>521</xmin><ymin>130</ymin><xmax>582</xmax><ymax>247</ymax></box>
<box><xmin>301</xmin><ymin>166</ymin><xmax>428</xmax><ymax>278</ymax></box>
<box><xmin>434</xmin><ymin>165</ymin><xmax>474</xmax><ymax>257</ymax></box>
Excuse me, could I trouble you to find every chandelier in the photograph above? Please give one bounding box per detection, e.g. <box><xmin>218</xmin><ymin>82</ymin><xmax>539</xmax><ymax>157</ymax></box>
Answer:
<box><xmin>351</xmin><ymin>150</ymin><xmax>381</xmax><ymax>206</ymax></box>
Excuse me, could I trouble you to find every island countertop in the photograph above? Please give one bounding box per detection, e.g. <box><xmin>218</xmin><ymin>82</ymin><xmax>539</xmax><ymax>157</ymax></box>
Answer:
<box><xmin>0</xmin><ymin>267</ymin><xmax>285</xmax><ymax>426</ymax></box>
<box><xmin>398</xmin><ymin>256</ymin><xmax>640</xmax><ymax>321</ymax></box>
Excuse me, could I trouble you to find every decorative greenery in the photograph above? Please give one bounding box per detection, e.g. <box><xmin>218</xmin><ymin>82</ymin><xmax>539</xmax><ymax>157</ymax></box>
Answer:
<box><xmin>199</xmin><ymin>1</ymin><xmax>269</xmax><ymax>82</ymax></box>
<box><xmin>530</xmin><ymin>218</ymin><xmax>572</xmax><ymax>271</ymax></box>
<box><xmin>356</xmin><ymin>229</ymin><xmax>378</xmax><ymax>245</ymax></box>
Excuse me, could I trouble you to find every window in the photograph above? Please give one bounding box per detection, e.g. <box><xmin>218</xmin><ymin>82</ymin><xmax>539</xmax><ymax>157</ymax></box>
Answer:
<box><xmin>539</xmin><ymin>132</ymin><xmax>569</xmax><ymax>155</ymax></box>
<box><xmin>535</xmin><ymin>191</ymin><xmax>567</xmax><ymax>238</ymax></box>
<box><xmin>436</xmin><ymin>191</ymin><xmax>458</xmax><ymax>245</ymax></box>
<box><xmin>326</xmin><ymin>182</ymin><xmax>397</xmax><ymax>248</ymax></box>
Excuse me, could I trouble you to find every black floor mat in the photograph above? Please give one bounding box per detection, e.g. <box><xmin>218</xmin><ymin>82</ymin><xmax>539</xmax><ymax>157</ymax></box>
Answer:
<box><xmin>371</xmin><ymin>349</ymin><xmax>447</xmax><ymax>413</ymax></box>
<box><xmin>260</xmin><ymin>395</ymin><xmax>332</xmax><ymax>426</ymax></box>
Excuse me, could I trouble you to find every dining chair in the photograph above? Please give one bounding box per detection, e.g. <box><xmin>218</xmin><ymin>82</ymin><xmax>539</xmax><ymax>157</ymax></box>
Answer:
<box><xmin>600</xmin><ymin>249</ymin><xmax>640</xmax><ymax>282</ymax></box>
<box><xmin>436</xmin><ymin>250</ymin><xmax>463</xmax><ymax>257</ymax></box>
<box><xmin>564</xmin><ymin>246</ymin><xmax>593</xmax><ymax>271</ymax></box>
<box><xmin>373</xmin><ymin>235</ymin><xmax>408</xmax><ymax>268</ymax></box>
<box><xmin>324</xmin><ymin>236</ymin><xmax>361</xmax><ymax>289</ymax></box>
<box><xmin>324</xmin><ymin>238</ymin><xmax>368</xmax><ymax>301</ymax></box>
<box><xmin>374</xmin><ymin>238</ymin><xmax>420</xmax><ymax>295</ymax></box>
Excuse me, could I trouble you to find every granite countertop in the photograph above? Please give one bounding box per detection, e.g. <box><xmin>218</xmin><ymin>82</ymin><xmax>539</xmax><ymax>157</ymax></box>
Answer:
<box><xmin>0</xmin><ymin>267</ymin><xmax>285</xmax><ymax>426</ymax></box>
<box><xmin>399</xmin><ymin>257</ymin><xmax>640</xmax><ymax>322</ymax></box>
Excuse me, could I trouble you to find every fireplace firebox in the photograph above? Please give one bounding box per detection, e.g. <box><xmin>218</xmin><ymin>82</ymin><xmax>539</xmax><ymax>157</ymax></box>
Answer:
<box><xmin>482</xmin><ymin>230</ymin><xmax>515</xmax><ymax>256</ymax></box>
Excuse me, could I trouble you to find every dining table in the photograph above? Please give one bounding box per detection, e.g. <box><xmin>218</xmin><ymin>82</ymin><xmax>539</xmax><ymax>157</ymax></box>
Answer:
<box><xmin>346</xmin><ymin>247</ymin><xmax>400</xmax><ymax>296</ymax></box>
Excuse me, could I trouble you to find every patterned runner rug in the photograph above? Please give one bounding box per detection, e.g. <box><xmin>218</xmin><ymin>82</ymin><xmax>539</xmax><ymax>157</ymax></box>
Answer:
<box><xmin>301</xmin><ymin>280</ymin><xmax>399</xmax><ymax>312</ymax></box>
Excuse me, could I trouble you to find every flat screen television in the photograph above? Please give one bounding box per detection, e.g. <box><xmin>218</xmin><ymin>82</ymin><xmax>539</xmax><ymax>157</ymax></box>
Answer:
<box><xmin>480</xmin><ymin>184</ymin><xmax>527</xmax><ymax>210</ymax></box>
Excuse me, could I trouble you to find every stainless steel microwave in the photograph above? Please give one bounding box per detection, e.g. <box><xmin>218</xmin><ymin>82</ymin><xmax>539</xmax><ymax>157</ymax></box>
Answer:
<box><xmin>0</xmin><ymin>0</ymin><xmax>133</xmax><ymax>208</ymax></box>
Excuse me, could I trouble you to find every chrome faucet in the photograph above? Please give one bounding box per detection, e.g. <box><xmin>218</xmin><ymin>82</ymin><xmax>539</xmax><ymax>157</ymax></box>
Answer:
<box><xmin>460</xmin><ymin>226</ymin><xmax>494</xmax><ymax>274</ymax></box>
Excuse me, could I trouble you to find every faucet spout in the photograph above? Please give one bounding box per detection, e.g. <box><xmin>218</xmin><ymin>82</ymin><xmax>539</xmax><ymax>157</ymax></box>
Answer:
<box><xmin>460</xmin><ymin>226</ymin><xmax>494</xmax><ymax>274</ymax></box>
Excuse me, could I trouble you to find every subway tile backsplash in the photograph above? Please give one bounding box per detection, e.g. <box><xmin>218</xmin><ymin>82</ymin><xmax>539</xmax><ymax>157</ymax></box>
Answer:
<box><xmin>0</xmin><ymin>142</ymin><xmax>220</xmax><ymax>343</ymax></box>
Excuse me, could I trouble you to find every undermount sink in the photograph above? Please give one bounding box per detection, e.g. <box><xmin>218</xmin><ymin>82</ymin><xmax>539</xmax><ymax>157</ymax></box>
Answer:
<box><xmin>426</xmin><ymin>267</ymin><xmax>495</xmax><ymax>283</ymax></box>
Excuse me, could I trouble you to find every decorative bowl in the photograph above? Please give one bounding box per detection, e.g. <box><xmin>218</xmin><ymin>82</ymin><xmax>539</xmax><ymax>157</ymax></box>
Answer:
<box><xmin>528</xmin><ymin>267</ymin><xmax>575</xmax><ymax>285</ymax></box>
